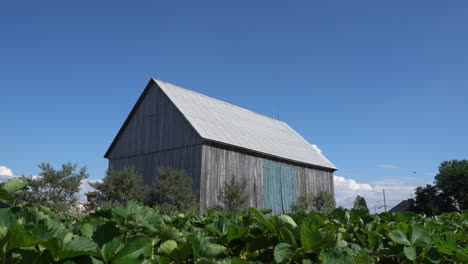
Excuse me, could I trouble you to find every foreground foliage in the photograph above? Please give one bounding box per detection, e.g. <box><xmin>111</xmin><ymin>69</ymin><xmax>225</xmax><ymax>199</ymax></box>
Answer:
<box><xmin>0</xmin><ymin>200</ymin><xmax>466</xmax><ymax>263</ymax></box>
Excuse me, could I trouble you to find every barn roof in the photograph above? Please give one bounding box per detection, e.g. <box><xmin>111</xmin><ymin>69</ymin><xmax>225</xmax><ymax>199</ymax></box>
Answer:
<box><xmin>153</xmin><ymin>78</ymin><xmax>336</xmax><ymax>170</ymax></box>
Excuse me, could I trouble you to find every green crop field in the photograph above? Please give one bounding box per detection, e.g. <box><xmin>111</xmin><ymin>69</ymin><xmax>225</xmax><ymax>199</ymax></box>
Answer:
<box><xmin>0</xmin><ymin>200</ymin><xmax>466</xmax><ymax>263</ymax></box>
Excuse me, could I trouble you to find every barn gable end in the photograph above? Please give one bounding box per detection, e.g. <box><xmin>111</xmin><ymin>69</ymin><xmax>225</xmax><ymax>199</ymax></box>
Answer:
<box><xmin>105</xmin><ymin>80</ymin><xmax>203</xmax><ymax>186</ymax></box>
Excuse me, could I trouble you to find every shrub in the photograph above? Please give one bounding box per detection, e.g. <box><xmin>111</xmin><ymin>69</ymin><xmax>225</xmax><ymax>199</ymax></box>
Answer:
<box><xmin>152</xmin><ymin>168</ymin><xmax>197</xmax><ymax>214</ymax></box>
<box><xmin>90</xmin><ymin>167</ymin><xmax>149</xmax><ymax>206</ymax></box>
<box><xmin>291</xmin><ymin>191</ymin><xmax>336</xmax><ymax>213</ymax></box>
<box><xmin>217</xmin><ymin>175</ymin><xmax>249</xmax><ymax>212</ymax></box>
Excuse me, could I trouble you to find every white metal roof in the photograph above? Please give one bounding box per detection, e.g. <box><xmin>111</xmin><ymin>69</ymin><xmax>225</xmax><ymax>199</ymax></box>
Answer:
<box><xmin>154</xmin><ymin>78</ymin><xmax>336</xmax><ymax>170</ymax></box>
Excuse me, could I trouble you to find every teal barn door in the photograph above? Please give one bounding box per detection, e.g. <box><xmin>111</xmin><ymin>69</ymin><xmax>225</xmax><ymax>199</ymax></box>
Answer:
<box><xmin>263</xmin><ymin>160</ymin><xmax>297</xmax><ymax>214</ymax></box>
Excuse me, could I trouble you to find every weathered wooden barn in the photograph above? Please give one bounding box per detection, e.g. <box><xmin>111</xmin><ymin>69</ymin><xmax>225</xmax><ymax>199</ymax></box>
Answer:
<box><xmin>104</xmin><ymin>78</ymin><xmax>337</xmax><ymax>213</ymax></box>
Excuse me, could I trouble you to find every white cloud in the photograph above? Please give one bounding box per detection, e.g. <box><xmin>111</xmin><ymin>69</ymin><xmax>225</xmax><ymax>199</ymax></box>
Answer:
<box><xmin>377</xmin><ymin>164</ymin><xmax>400</xmax><ymax>169</ymax></box>
<box><xmin>0</xmin><ymin>166</ymin><xmax>14</xmax><ymax>177</ymax></box>
<box><xmin>311</xmin><ymin>144</ymin><xmax>322</xmax><ymax>153</ymax></box>
<box><xmin>334</xmin><ymin>175</ymin><xmax>430</xmax><ymax>213</ymax></box>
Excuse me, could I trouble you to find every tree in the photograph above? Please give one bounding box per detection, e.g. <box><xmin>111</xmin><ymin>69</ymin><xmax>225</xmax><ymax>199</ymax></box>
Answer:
<box><xmin>353</xmin><ymin>195</ymin><xmax>369</xmax><ymax>213</ymax></box>
<box><xmin>291</xmin><ymin>191</ymin><xmax>336</xmax><ymax>213</ymax></box>
<box><xmin>414</xmin><ymin>184</ymin><xmax>457</xmax><ymax>216</ymax></box>
<box><xmin>90</xmin><ymin>167</ymin><xmax>149</xmax><ymax>206</ymax></box>
<box><xmin>21</xmin><ymin>162</ymin><xmax>88</xmax><ymax>211</ymax></box>
<box><xmin>152</xmin><ymin>168</ymin><xmax>197</xmax><ymax>214</ymax></box>
<box><xmin>217</xmin><ymin>175</ymin><xmax>249</xmax><ymax>212</ymax></box>
<box><xmin>312</xmin><ymin>191</ymin><xmax>336</xmax><ymax>213</ymax></box>
<box><xmin>434</xmin><ymin>160</ymin><xmax>468</xmax><ymax>210</ymax></box>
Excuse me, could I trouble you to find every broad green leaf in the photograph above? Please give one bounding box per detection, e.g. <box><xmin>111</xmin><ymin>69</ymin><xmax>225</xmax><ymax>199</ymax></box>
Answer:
<box><xmin>410</xmin><ymin>226</ymin><xmax>431</xmax><ymax>246</ymax></box>
<box><xmin>277</xmin><ymin>215</ymin><xmax>297</xmax><ymax>229</ymax></box>
<box><xmin>300</xmin><ymin>223</ymin><xmax>335</xmax><ymax>252</ymax></box>
<box><xmin>101</xmin><ymin>237</ymin><xmax>123</xmax><ymax>263</ymax></box>
<box><xmin>278</xmin><ymin>226</ymin><xmax>297</xmax><ymax>246</ymax></box>
<box><xmin>158</xmin><ymin>240</ymin><xmax>177</xmax><ymax>255</ymax></box>
<box><xmin>320</xmin><ymin>250</ymin><xmax>353</xmax><ymax>264</ymax></box>
<box><xmin>249</xmin><ymin>208</ymin><xmax>275</xmax><ymax>232</ymax></box>
<box><xmin>2</xmin><ymin>178</ymin><xmax>28</xmax><ymax>193</ymax></box>
<box><xmin>388</xmin><ymin>229</ymin><xmax>410</xmax><ymax>246</ymax></box>
<box><xmin>203</xmin><ymin>243</ymin><xmax>227</xmax><ymax>257</ymax></box>
<box><xmin>274</xmin><ymin>243</ymin><xmax>295</xmax><ymax>263</ymax></box>
<box><xmin>112</xmin><ymin>235</ymin><xmax>152</xmax><ymax>264</ymax></box>
<box><xmin>226</xmin><ymin>225</ymin><xmax>246</xmax><ymax>243</ymax></box>
<box><xmin>60</xmin><ymin>237</ymin><xmax>99</xmax><ymax>259</ymax></box>
<box><xmin>404</xmin><ymin>246</ymin><xmax>417</xmax><ymax>261</ymax></box>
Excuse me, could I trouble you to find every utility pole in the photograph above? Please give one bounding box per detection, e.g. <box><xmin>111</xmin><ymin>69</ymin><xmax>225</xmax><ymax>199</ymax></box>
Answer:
<box><xmin>383</xmin><ymin>189</ymin><xmax>387</xmax><ymax>212</ymax></box>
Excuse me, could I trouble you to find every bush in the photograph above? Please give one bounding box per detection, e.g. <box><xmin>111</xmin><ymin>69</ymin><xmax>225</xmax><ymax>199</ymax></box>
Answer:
<box><xmin>90</xmin><ymin>167</ymin><xmax>149</xmax><ymax>206</ymax></box>
<box><xmin>217</xmin><ymin>175</ymin><xmax>249</xmax><ymax>212</ymax></box>
<box><xmin>152</xmin><ymin>168</ymin><xmax>197</xmax><ymax>214</ymax></box>
<box><xmin>20</xmin><ymin>162</ymin><xmax>88</xmax><ymax>212</ymax></box>
<box><xmin>291</xmin><ymin>191</ymin><xmax>336</xmax><ymax>213</ymax></box>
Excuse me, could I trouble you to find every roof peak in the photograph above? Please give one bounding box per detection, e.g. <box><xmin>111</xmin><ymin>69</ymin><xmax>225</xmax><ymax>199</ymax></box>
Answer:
<box><xmin>152</xmin><ymin>77</ymin><xmax>288</xmax><ymax>125</ymax></box>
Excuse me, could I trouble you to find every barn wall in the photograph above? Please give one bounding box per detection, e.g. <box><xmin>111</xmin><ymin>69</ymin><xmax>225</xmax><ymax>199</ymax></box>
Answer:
<box><xmin>296</xmin><ymin>167</ymin><xmax>334</xmax><ymax>197</ymax></box>
<box><xmin>107</xmin><ymin>83</ymin><xmax>203</xmax><ymax>159</ymax></box>
<box><xmin>200</xmin><ymin>144</ymin><xmax>264</xmax><ymax>211</ymax></box>
<box><xmin>108</xmin><ymin>145</ymin><xmax>202</xmax><ymax>193</ymax></box>
<box><xmin>200</xmin><ymin>144</ymin><xmax>335</xmax><ymax>213</ymax></box>
<box><xmin>106</xmin><ymin>83</ymin><xmax>203</xmax><ymax>188</ymax></box>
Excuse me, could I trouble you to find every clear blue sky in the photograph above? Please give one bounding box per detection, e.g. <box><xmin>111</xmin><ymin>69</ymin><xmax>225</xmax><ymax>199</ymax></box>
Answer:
<box><xmin>1</xmin><ymin>1</ymin><xmax>467</xmax><ymax>204</ymax></box>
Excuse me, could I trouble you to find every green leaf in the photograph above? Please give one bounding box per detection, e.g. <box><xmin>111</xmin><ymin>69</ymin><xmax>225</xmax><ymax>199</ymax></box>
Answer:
<box><xmin>277</xmin><ymin>215</ymin><xmax>297</xmax><ymax>229</ymax></box>
<box><xmin>112</xmin><ymin>235</ymin><xmax>152</xmax><ymax>264</ymax></box>
<box><xmin>388</xmin><ymin>229</ymin><xmax>410</xmax><ymax>246</ymax></box>
<box><xmin>2</xmin><ymin>178</ymin><xmax>28</xmax><ymax>193</ymax></box>
<box><xmin>158</xmin><ymin>240</ymin><xmax>177</xmax><ymax>255</ymax></box>
<box><xmin>60</xmin><ymin>237</ymin><xmax>99</xmax><ymax>259</ymax></box>
<box><xmin>226</xmin><ymin>225</ymin><xmax>246</xmax><ymax>243</ymax></box>
<box><xmin>300</xmin><ymin>223</ymin><xmax>335</xmax><ymax>252</ymax></box>
<box><xmin>320</xmin><ymin>250</ymin><xmax>354</xmax><ymax>264</ymax></box>
<box><xmin>410</xmin><ymin>226</ymin><xmax>431</xmax><ymax>246</ymax></box>
<box><xmin>101</xmin><ymin>237</ymin><xmax>123</xmax><ymax>263</ymax></box>
<box><xmin>249</xmin><ymin>208</ymin><xmax>275</xmax><ymax>232</ymax></box>
<box><xmin>274</xmin><ymin>243</ymin><xmax>295</xmax><ymax>263</ymax></box>
<box><xmin>404</xmin><ymin>246</ymin><xmax>417</xmax><ymax>261</ymax></box>
<box><xmin>203</xmin><ymin>243</ymin><xmax>227</xmax><ymax>257</ymax></box>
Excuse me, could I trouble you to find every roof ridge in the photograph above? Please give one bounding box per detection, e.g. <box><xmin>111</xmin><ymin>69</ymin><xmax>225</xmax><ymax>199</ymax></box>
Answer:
<box><xmin>153</xmin><ymin>77</ymin><xmax>287</xmax><ymax>124</ymax></box>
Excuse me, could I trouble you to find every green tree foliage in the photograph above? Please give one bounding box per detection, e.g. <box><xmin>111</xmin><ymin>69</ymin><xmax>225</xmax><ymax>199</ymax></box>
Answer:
<box><xmin>312</xmin><ymin>191</ymin><xmax>336</xmax><ymax>213</ymax></box>
<box><xmin>414</xmin><ymin>184</ymin><xmax>457</xmax><ymax>216</ymax></box>
<box><xmin>20</xmin><ymin>162</ymin><xmax>88</xmax><ymax>211</ymax></box>
<box><xmin>90</xmin><ymin>167</ymin><xmax>149</xmax><ymax>206</ymax></box>
<box><xmin>434</xmin><ymin>159</ymin><xmax>468</xmax><ymax>210</ymax></box>
<box><xmin>217</xmin><ymin>175</ymin><xmax>249</xmax><ymax>212</ymax></box>
<box><xmin>153</xmin><ymin>168</ymin><xmax>197</xmax><ymax>214</ymax></box>
<box><xmin>291</xmin><ymin>191</ymin><xmax>336</xmax><ymax>213</ymax></box>
<box><xmin>353</xmin><ymin>195</ymin><xmax>369</xmax><ymax>213</ymax></box>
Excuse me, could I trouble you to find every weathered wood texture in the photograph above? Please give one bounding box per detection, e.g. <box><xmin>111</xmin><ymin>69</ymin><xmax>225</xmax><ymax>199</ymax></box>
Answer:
<box><xmin>296</xmin><ymin>166</ymin><xmax>334</xmax><ymax>197</ymax></box>
<box><xmin>200</xmin><ymin>144</ymin><xmax>334</xmax><ymax>213</ymax></box>
<box><xmin>200</xmin><ymin>144</ymin><xmax>264</xmax><ymax>211</ymax></box>
<box><xmin>107</xmin><ymin>83</ymin><xmax>202</xmax><ymax>159</ymax></box>
<box><xmin>108</xmin><ymin>145</ymin><xmax>202</xmax><ymax>192</ymax></box>
<box><xmin>106</xmin><ymin>83</ymin><xmax>203</xmax><ymax>189</ymax></box>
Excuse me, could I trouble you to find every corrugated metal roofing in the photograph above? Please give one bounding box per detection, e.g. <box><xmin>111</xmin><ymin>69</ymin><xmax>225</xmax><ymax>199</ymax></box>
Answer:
<box><xmin>154</xmin><ymin>78</ymin><xmax>336</xmax><ymax>170</ymax></box>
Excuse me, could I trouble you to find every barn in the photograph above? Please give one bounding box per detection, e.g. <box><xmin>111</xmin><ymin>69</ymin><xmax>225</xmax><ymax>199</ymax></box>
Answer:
<box><xmin>104</xmin><ymin>78</ymin><xmax>337</xmax><ymax>213</ymax></box>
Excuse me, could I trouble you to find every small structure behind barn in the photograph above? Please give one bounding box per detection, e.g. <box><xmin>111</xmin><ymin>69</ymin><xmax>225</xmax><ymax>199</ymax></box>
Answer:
<box><xmin>105</xmin><ymin>78</ymin><xmax>337</xmax><ymax>213</ymax></box>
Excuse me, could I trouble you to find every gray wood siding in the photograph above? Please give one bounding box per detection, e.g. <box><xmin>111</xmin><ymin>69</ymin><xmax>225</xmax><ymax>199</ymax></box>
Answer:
<box><xmin>296</xmin><ymin>167</ymin><xmax>334</xmax><ymax>197</ymax></box>
<box><xmin>200</xmin><ymin>145</ymin><xmax>264</xmax><ymax>211</ymax></box>
<box><xmin>109</xmin><ymin>144</ymin><xmax>202</xmax><ymax>192</ymax></box>
<box><xmin>200</xmin><ymin>144</ymin><xmax>335</xmax><ymax>212</ymax></box>
<box><xmin>107</xmin><ymin>83</ymin><xmax>202</xmax><ymax>159</ymax></box>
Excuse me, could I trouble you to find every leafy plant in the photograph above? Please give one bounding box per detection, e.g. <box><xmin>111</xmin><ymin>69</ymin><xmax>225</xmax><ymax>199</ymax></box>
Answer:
<box><xmin>152</xmin><ymin>168</ymin><xmax>197</xmax><ymax>214</ymax></box>
<box><xmin>217</xmin><ymin>175</ymin><xmax>249</xmax><ymax>212</ymax></box>
<box><xmin>19</xmin><ymin>162</ymin><xmax>88</xmax><ymax>212</ymax></box>
<box><xmin>90</xmin><ymin>166</ymin><xmax>149</xmax><ymax>206</ymax></box>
